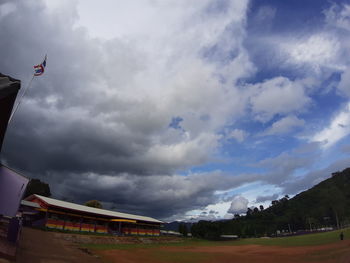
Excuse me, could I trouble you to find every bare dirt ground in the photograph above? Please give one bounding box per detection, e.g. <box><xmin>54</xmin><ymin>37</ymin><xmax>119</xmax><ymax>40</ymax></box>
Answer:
<box><xmin>11</xmin><ymin>228</ymin><xmax>350</xmax><ymax>263</ymax></box>
<box><xmin>16</xmin><ymin>228</ymin><xmax>101</xmax><ymax>263</ymax></box>
<box><xmin>99</xmin><ymin>241</ymin><xmax>350</xmax><ymax>263</ymax></box>
<box><xmin>14</xmin><ymin>227</ymin><xmax>182</xmax><ymax>263</ymax></box>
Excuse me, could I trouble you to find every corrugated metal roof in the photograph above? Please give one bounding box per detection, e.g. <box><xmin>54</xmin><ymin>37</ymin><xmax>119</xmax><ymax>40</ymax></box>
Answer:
<box><xmin>0</xmin><ymin>73</ymin><xmax>20</xmax><ymax>99</ymax></box>
<box><xmin>32</xmin><ymin>194</ymin><xmax>163</xmax><ymax>224</ymax></box>
<box><xmin>0</xmin><ymin>73</ymin><xmax>20</xmax><ymax>152</ymax></box>
<box><xmin>21</xmin><ymin>200</ymin><xmax>41</xmax><ymax>208</ymax></box>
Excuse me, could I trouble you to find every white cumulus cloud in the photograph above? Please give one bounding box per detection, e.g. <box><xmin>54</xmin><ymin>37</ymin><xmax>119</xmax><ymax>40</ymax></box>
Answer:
<box><xmin>324</xmin><ymin>3</ymin><xmax>350</xmax><ymax>31</ymax></box>
<box><xmin>263</xmin><ymin>115</ymin><xmax>305</xmax><ymax>136</ymax></box>
<box><xmin>311</xmin><ymin>102</ymin><xmax>350</xmax><ymax>149</ymax></box>
<box><xmin>227</xmin><ymin>129</ymin><xmax>248</xmax><ymax>143</ymax></box>
<box><xmin>227</xmin><ymin>195</ymin><xmax>249</xmax><ymax>214</ymax></box>
<box><xmin>282</xmin><ymin>33</ymin><xmax>342</xmax><ymax>72</ymax></box>
<box><xmin>249</xmin><ymin>77</ymin><xmax>311</xmax><ymax>122</ymax></box>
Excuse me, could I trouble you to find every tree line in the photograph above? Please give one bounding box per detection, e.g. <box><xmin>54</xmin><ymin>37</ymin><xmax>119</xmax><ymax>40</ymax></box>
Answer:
<box><xmin>191</xmin><ymin>168</ymin><xmax>350</xmax><ymax>239</ymax></box>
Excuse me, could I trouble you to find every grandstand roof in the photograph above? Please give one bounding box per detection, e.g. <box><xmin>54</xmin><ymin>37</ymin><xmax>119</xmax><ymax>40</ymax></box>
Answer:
<box><xmin>0</xmin><ymin>73</ymin><xmax>20</xmax><ymax>152</ymax></box>
<box><xmin>0</xmin><ymin>73</ymin><xmax>20</xmax><ymax>99</ymax></box>
<box><xmin>29</xmin><ymin>194</ymin><xmax>163</xmax><ymax>224</ymax></box>
<box><xmin>21</xmin><ymin>200</ymin><xmax>41</xmax><ymax>208</ymax></box>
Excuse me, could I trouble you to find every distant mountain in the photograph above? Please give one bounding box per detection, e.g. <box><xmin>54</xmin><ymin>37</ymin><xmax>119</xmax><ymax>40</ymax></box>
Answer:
<box><xmin>191</xmin><ymin>167</ymin><xmax>350</xmax><ymax>239</ymax></box>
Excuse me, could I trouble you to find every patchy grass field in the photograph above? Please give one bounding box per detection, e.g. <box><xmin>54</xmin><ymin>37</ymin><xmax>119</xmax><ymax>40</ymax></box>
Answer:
<box><xmin>82</xmin><ymin>228</ymin><xmax>350</xmax><ymax>263</ymax></box>
<box><xmin>83</xmin><ymin>227</ymin><xmax>350</xmax><ymax>249</ymax></box>
<box><xmin>233</xmin><ymin>227</ymin><xmax>350</xmax><ymax>247</ymax></box>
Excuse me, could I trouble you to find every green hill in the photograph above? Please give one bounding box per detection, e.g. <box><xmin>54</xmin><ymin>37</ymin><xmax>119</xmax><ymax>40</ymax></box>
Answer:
<box><xmin>191</xmin><ymin>168</ymin><xmax>350</xmax><ymax>239</ymax></box>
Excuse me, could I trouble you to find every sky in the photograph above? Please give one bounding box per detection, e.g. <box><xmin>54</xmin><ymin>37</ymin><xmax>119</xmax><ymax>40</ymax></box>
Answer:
<box><xmin>1</xmin><ymin>0</ymin><xmax>350</xmax><ymax>222</ymax></box>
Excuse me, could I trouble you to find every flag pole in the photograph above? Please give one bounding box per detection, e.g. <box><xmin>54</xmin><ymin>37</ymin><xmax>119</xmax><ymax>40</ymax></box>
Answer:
<box><xmin>8</xmin><ymin>54</ymin><xmax>47</xmax><ymax>124</ymax></box>
<box><xmin>8</xmin><ymin>74</ymin><xmax>35</xmax><ymax>124</ymax></box>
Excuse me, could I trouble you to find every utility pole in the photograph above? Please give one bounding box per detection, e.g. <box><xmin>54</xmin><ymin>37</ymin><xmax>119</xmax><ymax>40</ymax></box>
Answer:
<box><xmin>308</xmin><ymin>218</ymin><xmax>312</xmax><ymax>231</ymax></box>
<box><xmin>335</xmin><ymin>210</ymin><xmax>340</xmax><ymax>229</ymax></box>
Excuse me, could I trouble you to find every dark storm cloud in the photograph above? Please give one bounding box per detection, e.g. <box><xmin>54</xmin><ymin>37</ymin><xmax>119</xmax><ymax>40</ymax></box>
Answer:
<box><xmin>252</xmin><ymin>145</ymin><xmax>348</xmax><ymax>198</ymax></box>
<box><xmin>0</xmin><ymin>0</ymin><xmax>255</xmax><ymax>219</ymax></box>
<box><xmin>4</xmin><ymin>0</ymin><xmax>343</xmax><ymax>220</ymax></box>
<box><xmin>256</xmin><ymin>151</ymin><xmax>316</xmax><ymax>185</ymax></box>
<box><xmin>248</xmin><ymin>143</ymin><xmax>330</xmax><ymax>198</ymax></box>
<box><xmin>255</xmin><ymin>193</ymin><xmax>279</xmax><ymax>203</ymax></box>
<box><xmin>282</xmin><ymin>157</ymin><xmax>350</xmax><ymax>194</ymax></box>
<box><xmin>252</xmin><ymin>142</ymin><xmax>324</xmax><ymax>190</ymax></box>
<box><xmin>47</xmin><ymin>171</ymin><xmax>259</xmax><ymax>219</ymax></box>
<box><xmin>0</xmin><ymin>1</ymin><xmax>205</xmax><ymax>176</ymax></box>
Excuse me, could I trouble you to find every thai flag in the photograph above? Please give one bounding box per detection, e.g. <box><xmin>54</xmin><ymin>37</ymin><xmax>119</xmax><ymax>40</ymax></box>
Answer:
<box><xmin>34</xmin><ymin>55</ymin><xmax>47</xmax><ymax>76</ymax></box>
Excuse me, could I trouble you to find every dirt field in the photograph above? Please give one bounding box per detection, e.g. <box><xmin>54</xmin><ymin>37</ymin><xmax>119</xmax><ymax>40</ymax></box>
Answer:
<box><xmin>97</xmin><ymin>241</ymin><xmax>350</xmax><ymax>263</ymax></box>
<box><xmin>14</xmin><ymin>227</ymin><xmax>182</xmax><ymax>263</ymax></box>
<box><xmin>16</xmin><ymin>228</ymin><xmax>101</xmax><ymax>263</ymax></box>
<box><xmin>12</xmin><ymin>228</ymin><xmax>350</xmax><ymax>263</ymax></box>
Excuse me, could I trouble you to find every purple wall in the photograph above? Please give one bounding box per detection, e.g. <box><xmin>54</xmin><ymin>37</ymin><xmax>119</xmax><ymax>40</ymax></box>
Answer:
<box><xmin>0</xmin><ymin>165</ymin><xmax>29</xmax><ymax>217</ymax></box>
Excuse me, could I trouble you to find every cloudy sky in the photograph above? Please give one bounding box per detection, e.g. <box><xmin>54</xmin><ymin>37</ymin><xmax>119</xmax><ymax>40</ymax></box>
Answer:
<box><xmin>1</xmin><ymin>0</ymin><xmax>350</xmax><ymax>221</ymax></box>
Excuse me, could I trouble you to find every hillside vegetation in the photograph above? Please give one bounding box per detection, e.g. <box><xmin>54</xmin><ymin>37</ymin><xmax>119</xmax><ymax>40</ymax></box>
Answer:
<box><xmin>191</xmin><ymin>168</ymin><xmax>350</xmax><ymax>239</ymax></box>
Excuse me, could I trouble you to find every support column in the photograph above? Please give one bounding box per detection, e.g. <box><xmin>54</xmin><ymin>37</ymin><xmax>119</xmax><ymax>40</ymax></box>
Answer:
<box><xmin>44</xmin><ymin>211</ymin><xmax>48</xmax><ymax>227</ymax></box>
<box><xmin>79</xmin><ymin>217</ymin><xmax>82</xmax><ymax>232</ymax></box>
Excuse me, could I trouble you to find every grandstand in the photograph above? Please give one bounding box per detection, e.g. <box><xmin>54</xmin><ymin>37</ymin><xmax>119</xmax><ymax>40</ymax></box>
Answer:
<box><xmin>23</xmin><ymin>194</ymin><xmax>163</xmax><ymax>236</ymax></box>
